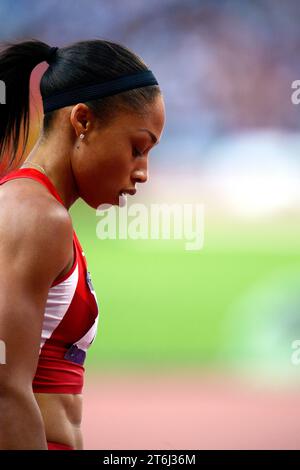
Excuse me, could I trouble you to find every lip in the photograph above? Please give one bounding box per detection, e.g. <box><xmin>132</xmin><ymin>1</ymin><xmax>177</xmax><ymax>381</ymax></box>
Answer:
<box><xmin>119</xmin><ymin>188</ymin><xmax>137</xmax><ymax>196</ymax></box>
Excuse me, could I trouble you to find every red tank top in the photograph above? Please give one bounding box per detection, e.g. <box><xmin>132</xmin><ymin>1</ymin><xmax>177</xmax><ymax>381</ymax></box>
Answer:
<box><xmin>0</xmin><ymin>168</ymin><xmax>99</xmax><ymax>394</ymax></box>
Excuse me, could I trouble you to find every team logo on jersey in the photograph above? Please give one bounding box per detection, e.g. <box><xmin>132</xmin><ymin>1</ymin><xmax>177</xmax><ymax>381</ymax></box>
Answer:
<box><xmin>64</xmin><ymin>344</ymin><xmax>86</xmax><ymax>365</ymax></box>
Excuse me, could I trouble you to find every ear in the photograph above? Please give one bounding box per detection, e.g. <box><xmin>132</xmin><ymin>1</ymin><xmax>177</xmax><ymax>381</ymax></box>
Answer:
<box><xmin>69</xmin><ymin>103</ymin><xmax>95</xmax><ymax>137</ymax></box>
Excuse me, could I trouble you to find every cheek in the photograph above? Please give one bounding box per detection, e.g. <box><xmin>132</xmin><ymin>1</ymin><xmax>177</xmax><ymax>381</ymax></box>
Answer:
<box><xmin>95</xmin><ymin>150</ymin><xmax>129</xmax><ymax>180</ymax></box>
<box><xmin>89</xmin><ymin>138</ymin><xmax>129</xmax><ymax>174</ymax></box>
<box><xmin>72</xmin><ymin>146</ymin><xmax>131</xmax><ymax>206</ymax></box>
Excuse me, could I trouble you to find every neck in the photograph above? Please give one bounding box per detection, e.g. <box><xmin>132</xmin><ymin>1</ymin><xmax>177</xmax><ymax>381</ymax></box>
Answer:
<box><xmin>22</xmin><ymin>134</ymin><xmax>80</xmax><ymax>210</ymax></box>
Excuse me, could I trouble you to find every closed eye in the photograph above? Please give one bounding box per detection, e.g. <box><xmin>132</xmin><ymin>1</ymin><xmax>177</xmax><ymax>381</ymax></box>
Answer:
<box><xmin>133</xmin><ymin>147</ymin><xmax>143</xmax><ymax>157</ymax></box>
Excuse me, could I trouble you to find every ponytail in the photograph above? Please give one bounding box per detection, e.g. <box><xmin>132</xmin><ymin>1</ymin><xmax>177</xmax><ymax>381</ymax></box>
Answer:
<box><xmin>0</xmin><ymin>40</ymin><xmax>51</xmax><ymax>173</ymax></box>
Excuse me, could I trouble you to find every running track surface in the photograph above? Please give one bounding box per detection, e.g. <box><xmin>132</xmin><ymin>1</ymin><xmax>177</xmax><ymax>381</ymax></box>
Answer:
<box><xmin>82</xmin><ymin>370</ymin><xmax>300</xmax><ymax>449</ymax></box>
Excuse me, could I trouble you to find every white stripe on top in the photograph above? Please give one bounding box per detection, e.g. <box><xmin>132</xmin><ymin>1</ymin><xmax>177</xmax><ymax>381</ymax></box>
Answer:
<box><xmin>40</xmin><ymin>264</ymin><xmax>79</xmax><ymax>351</ymax></box>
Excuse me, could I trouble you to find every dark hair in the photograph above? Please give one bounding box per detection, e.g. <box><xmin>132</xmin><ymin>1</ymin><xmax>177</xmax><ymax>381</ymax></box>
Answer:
<box><xmin>0</xmin><ymin>39</ymin><xmax>160</xmax><ymax>173</ymax></box>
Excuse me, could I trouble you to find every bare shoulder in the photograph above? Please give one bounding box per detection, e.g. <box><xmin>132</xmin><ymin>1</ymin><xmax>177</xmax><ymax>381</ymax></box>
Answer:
<box><xmin>0</xmin><ymin>178</ymin><xmax>73</xmax><ymax>286</ymax></box>
<box><xmin>0</xmin><ymin>177</ymin><xmax>73</xmax><ymax>240</ymax></box>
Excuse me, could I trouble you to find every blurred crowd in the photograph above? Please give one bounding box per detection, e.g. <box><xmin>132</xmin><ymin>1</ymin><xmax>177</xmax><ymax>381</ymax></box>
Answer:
<box><xmin>1</xmin><ymin>0</ymin><xmax>300</xmax><ymax>137</ymax></box>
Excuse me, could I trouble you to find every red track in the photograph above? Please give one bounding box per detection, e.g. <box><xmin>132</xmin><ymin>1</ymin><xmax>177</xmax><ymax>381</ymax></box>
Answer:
<box><xmin>82</xmin><ymin>370</ymin><xmax>300</xmax><ymax>449</ymax></box>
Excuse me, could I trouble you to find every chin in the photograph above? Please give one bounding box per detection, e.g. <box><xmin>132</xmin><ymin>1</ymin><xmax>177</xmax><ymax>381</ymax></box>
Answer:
<box><xmin>82</xmin><ymin>196</ymin><xmax>106</xmax><ymax>210</ymax></box>
<box><xmin>93</xmin><ymin>195</ymin><xmax>119</xmax><ymax>210</ymax></box>
<box><xmin>83</xmin><ymin>192</ymin><xmax>125</xmax><ymax>210</ymax></box>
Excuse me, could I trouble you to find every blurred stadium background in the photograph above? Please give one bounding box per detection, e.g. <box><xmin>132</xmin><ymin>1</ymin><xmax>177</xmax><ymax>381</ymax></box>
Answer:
<box><xmin>1</xmin><ymin>0</ymin><xmax>300</xmax><ymax>449</ymax></box>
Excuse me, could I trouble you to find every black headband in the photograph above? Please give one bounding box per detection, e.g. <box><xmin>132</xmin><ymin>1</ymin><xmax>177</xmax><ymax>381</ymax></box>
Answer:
<box><xmin>42</xmin><ymin>70</ymin><xmax>159</xmax><ymax>113</ymax></box>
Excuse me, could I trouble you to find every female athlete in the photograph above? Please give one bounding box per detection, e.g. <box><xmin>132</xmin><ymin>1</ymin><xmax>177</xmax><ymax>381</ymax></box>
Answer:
<box><xmin>0</xmin><ymin>39</ymin><xmax>165</xmax><ymax>450</ymax></box>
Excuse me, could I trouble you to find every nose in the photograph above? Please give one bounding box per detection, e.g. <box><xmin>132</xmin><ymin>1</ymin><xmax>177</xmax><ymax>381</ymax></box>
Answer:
<box><xmin>132</xmin><ymin>169</ymin><xmax>148</xmax><ymax>184</ymax></box>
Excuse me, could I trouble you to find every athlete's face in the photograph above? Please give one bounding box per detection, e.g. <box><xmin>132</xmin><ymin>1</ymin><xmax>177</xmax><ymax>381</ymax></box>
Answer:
<box><xmin>70</xmin><ymin>94</ymin><xmax>165</xmax><ymax>209</ymax></box>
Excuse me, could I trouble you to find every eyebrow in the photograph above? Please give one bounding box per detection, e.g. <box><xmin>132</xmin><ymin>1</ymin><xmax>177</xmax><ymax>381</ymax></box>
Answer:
<box><xmin>138</xmin><ymin>128</ymin><xmax>159</xmax><ymax>144</ymax></box>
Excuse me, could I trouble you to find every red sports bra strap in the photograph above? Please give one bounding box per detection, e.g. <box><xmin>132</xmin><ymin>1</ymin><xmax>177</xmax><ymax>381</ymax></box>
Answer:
<box><xmin>0</xmin><ymin>168</ymin><xmax>65</xmax><ymax>207</ymax></box>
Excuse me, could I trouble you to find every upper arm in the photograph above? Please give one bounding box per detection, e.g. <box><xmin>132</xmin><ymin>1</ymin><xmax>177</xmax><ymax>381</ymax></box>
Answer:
<box><xmin>0</xmin><ymin>195</ymin><xmax>73</xmax><ymax>390</ymax></box>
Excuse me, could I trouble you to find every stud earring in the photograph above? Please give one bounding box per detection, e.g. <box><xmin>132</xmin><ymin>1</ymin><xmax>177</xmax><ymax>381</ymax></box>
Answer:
<box><xmin>76</xmin><ymin>133</ymin><xmax>85</xmax><ymax>149</ymax></box>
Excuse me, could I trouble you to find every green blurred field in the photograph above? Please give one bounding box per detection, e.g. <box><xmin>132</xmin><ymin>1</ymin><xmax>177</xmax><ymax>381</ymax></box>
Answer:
<box><xmin>70</xmin><ymin>201</ymin><xmax>300</xmax><ymax>373</ymax></box>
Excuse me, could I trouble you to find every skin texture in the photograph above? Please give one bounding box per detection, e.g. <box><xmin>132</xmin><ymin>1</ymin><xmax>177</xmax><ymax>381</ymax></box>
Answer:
<box><xmin>0</xmin><ymin>94</ymin><xmax>165</xmax><ymax>449</ymax></box>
